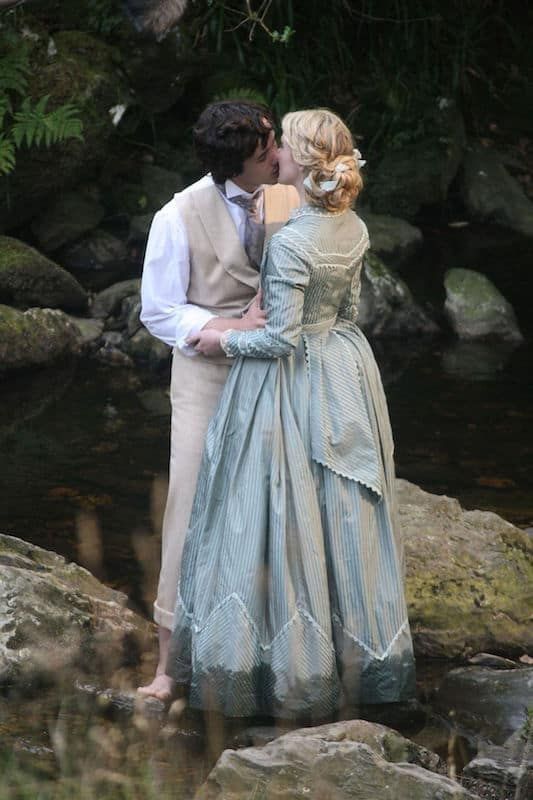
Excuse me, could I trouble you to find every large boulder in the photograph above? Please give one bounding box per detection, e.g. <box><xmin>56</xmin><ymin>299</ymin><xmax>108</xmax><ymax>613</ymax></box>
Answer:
<box><xmin>444</xmin><ymin>268</ymin><xmax>523</xmax><ymax>341</ymax></box>
<box><xmin>358</xmin><ymin>253</ymin><xmax>439</xmax><ymax>337</ymax></box>
<box><xmin>365</xmin><ymin>101</ymin><xmax>466</xmax><ymax>219</ymax></box>
<box><xmin>31</xmin><ymin>190</ymin><xmax>105</xmax><ymax>253</ymax></box>
<box><xmin>400</xmin><ymin>480</ymin><xmax>533</xmax><ymax>659</ymax></box>
<box><xmin>0</xmin><ymin>533</ymin><xmax>155</xmax><ymax>686</ymax></box>
<box><xmin>59</xmin><ymin>228</ymin><xmax>130</xmax><ymax>291</ymax></box>
<box><xmin>0</xmin><ymin>236</ymin><xmax>87</xmax><ymax>311</ymax></box>
<box><xmin>196</xmin><ymin>719</ymin><xmax>476</xmax><ymax>800</ymax></box>
<box><xmin>360</xmin><ymin>211</ymin><xmax>423</xmax><ymax>264</ymax></box>
<box><xmin>461</xmin><ymin>145</ymin><xmax>533</xmax><ymax>237</ymax></box>
<box><xmin>0</xmin><ymin>305</ymin><xmax>82</xmax><ymax>371</ymax></box>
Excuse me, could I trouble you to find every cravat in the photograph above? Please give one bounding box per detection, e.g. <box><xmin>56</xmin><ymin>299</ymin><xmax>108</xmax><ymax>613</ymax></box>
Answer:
<box><xmin>219</xmin><ymin>187</ymin><xmax>265</xmax><ymax>270</ymax></box>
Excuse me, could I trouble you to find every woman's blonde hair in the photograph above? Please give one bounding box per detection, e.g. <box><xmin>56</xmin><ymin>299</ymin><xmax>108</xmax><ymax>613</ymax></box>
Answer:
<box><xmin>281</xmin><ymin>109</ymin><xmax>363</xmax><ymax>212</ymax></box>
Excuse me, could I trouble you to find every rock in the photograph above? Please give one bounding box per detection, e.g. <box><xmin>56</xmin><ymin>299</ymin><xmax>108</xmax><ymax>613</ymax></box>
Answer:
<box><xmin>358</xmin><ymin>253</ymin><xmax>439</xmax><ymax>337</ymax></box>
<box><xmin>0</xmin><ymin>533</ymin><xmax>155</xmax><ymax>686</ymax></box>
<box><xmin>140</xmin><ymin>164</ymin><xmax>182</xmax><ymax>212</ymax></box>
<box><xmin>123</xmin><ymin>295</ymin><xmax>142</xmax><ymax>336</ymax></box>
<box><xmin>444</xmin><ymin>268</ymin><xmax>523</xmax><ymax>341</ymax></box>
<box><xmin>65</xmin><ymin>316</ymin><xmax>105</xmax><ymax>348</ymax></box>
<box><xmin>31</xmin><ymin>191</ymin><xmax>105</xmax><ymax>252</ymax></box>
<box><xmin>129</xmin><ymin>213</ymin><xmax>154</xmax><ymax>242</ymax></box>
<box><xmin>196</xmin><ymin>719</ymin><xmax>476</xmax><ymax>800</ymax></box>
<box><xmin>467</xmin><ymin>653</ymin><xmax>520</xmax><ymax>670</ymax></box>
<box><xmin>137</xmin><ymin>388</ymin><xmax>171</xmax><ymax>417</ymax></box>
<box><xmin>440</xmin><ymin>340</ymin><xmax>519</xmax><ymax>381</ymax></box>
<box><xmin>91</xmin><ymin>279</ymin><xmax>141</xmax><ymax>319</ymax></box>
<box><xmin>435</xmin><ymin>666</ymin><xmax>533</xmax><ymax>745</ymax></box>
<box><xmin>59</xmin><ymin>228</ymin><xmax>130</xmax><ymax>291</ymax></box>
<box><xmin>360</xmin><ymin>211</ymin><xmax>423</xmax><ymax>263</ymax></box>
<box><xmin>0</xmin><ymin>305</ymin><xmax>81</xmax><ymax>371</ymax></box>
<box><xmin>365</xmin><ymin>100</ymin><xmax>466</xmax><ymax>219</ymax></box>
<box><xmin>126</xmin><ymin>327</ymin><xmax>171</xmax><ymax>370</ymax></box>
<box><xmin>463</xmin><ymin>730</ymin><xmax>533</xmax><ymax>795</ymax></box>
<box><xmin>0</xmin><ymin>236</ymin><xmax>88</xmax><ymax>311</ymax></box>
<box><xmin>399</xmin><ymin>480</ymin><xmax>533</xmax><ymax>659</ymax></box>
<box><xmin>95</xmin><ymin>344</ymin><xmax>134</xmax><ymax>368</ymax></box>
<box><xmin>461</xmin><ymin>145</ymin><xmax>533</xmax><ymax>237</ymax></box>
<box><xmin>0</xmin><ymin>29</ymin><xmax>129</xmax><ymax>230</ymax></box>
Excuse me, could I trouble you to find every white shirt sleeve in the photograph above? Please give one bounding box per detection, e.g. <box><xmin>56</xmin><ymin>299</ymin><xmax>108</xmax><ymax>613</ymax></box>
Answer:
<box><xmin>140</xmin><ymin>202</ymin><xmax>215</xmax><ymax>355</ymax></box>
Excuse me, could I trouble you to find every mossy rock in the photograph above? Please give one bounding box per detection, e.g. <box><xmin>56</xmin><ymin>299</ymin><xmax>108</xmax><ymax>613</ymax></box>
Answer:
<box><xmin>360</xmin><ymin>210</ymin><xmax>423</xmax><ymax>263</ymax></box>
<box><xmin>400</xmin><ymin>480</ymin><xmax>533</xmax><ymax>659</ymax></box>
<box><xmin>0</xmin><ymin>236</ymin><xmax>87</xmax><ymax>311</ymax></box>
<box><xmin>31</xmin><ymin>190</ymin><xmax>105</xmax><ymax>253</ymax></box>
<box><xmin>0</xmin><ymin>304</ymin><xmax>81</xmax><ymax>371</ymax></box>
<box><xmin>444</xmin><ymin>268</ymin><xmax>523</xmax><ymax>341</ymax></box>
<box><xmin>0</xmin><ymin>26</ymin><xmax>128</xmax><ymax>229</ymax></box>
<box><xmin>365</xmin><ymin>103</ymin><xmax>466</xmax><ymax>219</ymax></box>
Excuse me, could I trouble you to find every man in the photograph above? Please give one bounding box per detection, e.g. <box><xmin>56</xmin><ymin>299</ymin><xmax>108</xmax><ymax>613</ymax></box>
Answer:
<box><xmin>138</xmin><ymin>100</ymin><xmax>299</xmax><ymax>699</ymax></box>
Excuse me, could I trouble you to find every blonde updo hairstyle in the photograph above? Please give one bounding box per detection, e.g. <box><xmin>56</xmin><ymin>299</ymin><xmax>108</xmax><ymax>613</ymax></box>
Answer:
<box><xmin>281</xmin><ymin>109</ymin><xmax>363</xmax><ymax>212</ymax></box>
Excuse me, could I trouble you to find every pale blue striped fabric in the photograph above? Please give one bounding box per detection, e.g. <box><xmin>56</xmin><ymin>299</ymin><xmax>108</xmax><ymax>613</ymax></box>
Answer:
<box><xmin>167</xmin><ymin>206</ymin><xmax>415</xmax><ymax>718</ymax></box>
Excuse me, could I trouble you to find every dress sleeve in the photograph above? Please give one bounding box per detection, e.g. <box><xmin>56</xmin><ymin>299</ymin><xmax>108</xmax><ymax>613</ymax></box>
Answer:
<box><xmin>223</xmin><ymin>234</ymin><xmax>310</xmax><ymax>359</ymax></box>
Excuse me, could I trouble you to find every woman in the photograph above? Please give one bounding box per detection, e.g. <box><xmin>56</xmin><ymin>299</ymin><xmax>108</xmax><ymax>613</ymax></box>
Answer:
<box><xmin>167</xmin><ymin>109</ymin><xmax>415</xmax><ymax>719</ymax></box>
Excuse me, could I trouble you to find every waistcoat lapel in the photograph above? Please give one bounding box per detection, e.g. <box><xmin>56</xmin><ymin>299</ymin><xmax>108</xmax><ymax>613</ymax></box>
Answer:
<box><xmin>189</xmin><ymin>186</ymin><xmax>259</xmax><ymax>290</ymax></box>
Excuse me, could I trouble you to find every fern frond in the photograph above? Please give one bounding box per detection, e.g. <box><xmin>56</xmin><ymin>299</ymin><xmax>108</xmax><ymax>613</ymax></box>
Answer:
<box><xmin>0</xmin><ymin>94</ymin><xmax>12</xmax><ymax>130</ymax></box>
<box><xmin>0</xmin><ymin>134</ymin><xmax>16</xmax><ymax>176</ymax></box>
<box><xmin>11</xmin><ymin>96</ymin><xmax>83</xmax><ymax>149</ymax></box>
<box><xmin>0</xmin><ymin>48</ymin><xmax>30</xmax><ymax>96</ymax></box>
<box><xmin>213</xmin><ymin>87</ymin><xmax>269</xmax><ymax>106</ymax></box>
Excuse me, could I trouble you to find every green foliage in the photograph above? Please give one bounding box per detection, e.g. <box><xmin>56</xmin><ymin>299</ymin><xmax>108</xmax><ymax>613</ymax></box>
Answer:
<box><xmin>86</xmin><ymin>0</ymin><xmax>124</xmax><ymax>36</ymax></box>
<box><xmin>0</xmin><ymin>36</ymin><xmax>83</xmax><ymax>176</ymax></box>
<box><xmin>213</xmin><ymin>87</ymin><xmax>268</xmax><ymax>105</ymax></box>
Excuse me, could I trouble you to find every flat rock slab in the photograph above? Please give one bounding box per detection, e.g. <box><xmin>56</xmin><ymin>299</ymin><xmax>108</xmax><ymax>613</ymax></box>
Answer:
<box><xmin>0</xmin><ymin>305</ymin><xmax>82</xmax><ymax>371</ymax></box>
<box><xmin>400</xmin><ymin>480</ymin><xmax>533</xmax><ymax>659</ymax></box>
<box><xmin>444</xmin><ymin>268</ymin><xmax>522</xmax><ymax>341</ymax></box>
<box><xmin>0</xmin><ymin>533</ymin><xmax>156</xmax><ymax>686</ymax></box>
<box><xmin>196</xmin><ymin>719</ymin><xmax>477</xmax><ymax>800</ymax></box>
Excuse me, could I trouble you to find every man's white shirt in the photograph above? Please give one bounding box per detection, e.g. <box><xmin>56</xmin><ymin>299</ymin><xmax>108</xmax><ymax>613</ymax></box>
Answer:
<box><xmin>140</xmin><ymin>174</ymin><xmax>264</xmax><ymax>356</ymax></box>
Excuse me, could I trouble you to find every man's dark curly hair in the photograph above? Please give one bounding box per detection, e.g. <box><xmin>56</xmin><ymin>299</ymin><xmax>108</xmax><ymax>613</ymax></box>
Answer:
<box><xmin>193</xmin><ymin>100</ymin><xmax>275</xmax><ymax>184</ymax></box>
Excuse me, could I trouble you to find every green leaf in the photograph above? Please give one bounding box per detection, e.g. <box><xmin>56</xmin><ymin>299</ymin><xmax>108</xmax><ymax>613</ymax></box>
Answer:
<box><xmin>0</xmin><ymin>134</ymin><xmax>16</xmax><ymax>176</ymax></box>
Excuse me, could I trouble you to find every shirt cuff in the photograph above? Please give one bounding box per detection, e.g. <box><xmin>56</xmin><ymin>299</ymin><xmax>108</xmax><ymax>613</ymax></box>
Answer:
<box><xmin>175</xmin><ymin>308</ymin><xmax>216</xmax><ymax>356</ymax></box>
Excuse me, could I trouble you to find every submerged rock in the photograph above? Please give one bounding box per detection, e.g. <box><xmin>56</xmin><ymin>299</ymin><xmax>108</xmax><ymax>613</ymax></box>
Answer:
<box><xmin>400</xmin><ymin>480</ymin><xmax>533</xmax><ymax>659</ymax></box>
<box><xmin>462</xmin><ymin>145</ymin><xmax>533</xmax><ymax>238</ymax></box>
<box><xmin>0</xmin><ymin>236</ymin><xmax>87</xmax><ymax>311</ymax></box>
<box><xmin>0</xmin><ymin>533</ymin><xmax>155</xmax><ymax>687</ymax></box>
<box><xmin>435</xmin><ymin>666</ymin><xmax>533</xmax><ymax>745</ymax></box>
<box><xmin>358</xmin><ymin>253</ymin><xmax>439</xmax><ymax>337</ymax></box>
<box><xmin>463</xmin><ymin>730</ymin><xmax>533</xmax><ymax>795</ymax></box>
<box><xmin>444</xmin><ymin>268</ymin><xmax>523</xmax><ymax>341</ymax></box>
<box><xmin>0</xmin><ymin>305</ymin><xmax>81</xmax><ymax>371</ymax></box>
<box><xmin>196</xmin><ymin>719</ymin><xmax>475</xmax><ymax>800</ymax></box>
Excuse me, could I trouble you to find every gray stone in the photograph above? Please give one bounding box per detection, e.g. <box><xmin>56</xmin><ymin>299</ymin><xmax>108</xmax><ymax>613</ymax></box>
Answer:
<box><xmin>59</xmin><ymin>228</ymin><xmax>129</xmax><ymax>290</ymax></box>
<box><xmin>463</xmin><ymin>730</ymin><xmax>533</xmax><ymax>795</ymax></box>
<box><xmin>137</xmin><ymin>388</ymin><xmax>171</xmax><ymax>417</ymax></box>
<box><xmin>0</xmin><ymin>236</ymin><xmax>88</xmax><ymax>311</ymax></box>
<box><xmin>444</xmin><ymin>268</ymin><xmax>523</xmax><ymax>341</ymax></box>
<box><xmin>0</xmin><ymin>533</ymin><xmax>155</xmax><ymax>686</ymax></box>
<box><xmin>91</xmin><ymin>279</ymin><xmax>141</xmax><ymax>319</ymax></box>
<box><xmin>140</xmin><ymin>164</ymin><xmax>182</xmax><ymax>212</ymax></box>
<box><xmin>122</xmin><ymin>295</ymin><xmax>142</xmax><ymax>336</ymax></box>
<box><xmin>365</xmin><ymin>101</ymin><xmax>466</xmax><ymax>219</ymax></box>
<box><xmin>196</xmin><ymin>719</ymin><xmax>475</xmax><ymax>800</ymax></box>
<box><xmin>462</xmin><ymin>145</ymin><xmax>533</xmax><ymax>237</ymax></box>
<box><xmin>399</xmin><ymin>480</ymin><xmax>533</xmax><ymax>660</ymax></box>
<box><xmin>129</xmin><ymin>213</ymin><xmax>155</xmax><ymax>242</ymax></box>
<box><xmin>360</xmin><ymin>211</ymin><xmax>423</xmax><ymax>263</ymax></box>
<box><xmin>31</xmin><ymin>191</ymin><xmax>105</xmax><ymax>252</ymax></box>
<box><xmin>435</xmin><ymin>667</ymin><xmax>533</xmax><ymax>745</ymax></box>
<box><xmin>0</xmin><ymin>305</ymin><xmax>81</xmax><ymax>371</ymax></box>
<box><xmin>65</xmin><ymin>316</ymin><xmax>105</xmax><ymax>348</ymax></box>
<box><xmin>126</xmin><ymin>327</ymin><xmax>171</xmax><ymax>370</ymax></box>
<box><xmin>95</xmin><ymin>344</ymin><xmax>134</xmax><ymax>368</ymax></box>
<box><xmin>358</xmin><ymin>253</ymin><xmax>439</xmax><ymax>337</ymax></box>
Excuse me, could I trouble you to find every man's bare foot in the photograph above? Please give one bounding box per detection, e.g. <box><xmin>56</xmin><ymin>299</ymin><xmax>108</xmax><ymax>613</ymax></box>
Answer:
<box><xmin>137</xmin><ymin>625</ymin><xmax>175</xmax><ymax>701</ymax></box>
<box><xmin>137</xmin><ymin>672</ymin><xmax>175</xmax><ymax>702</ymax></box>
